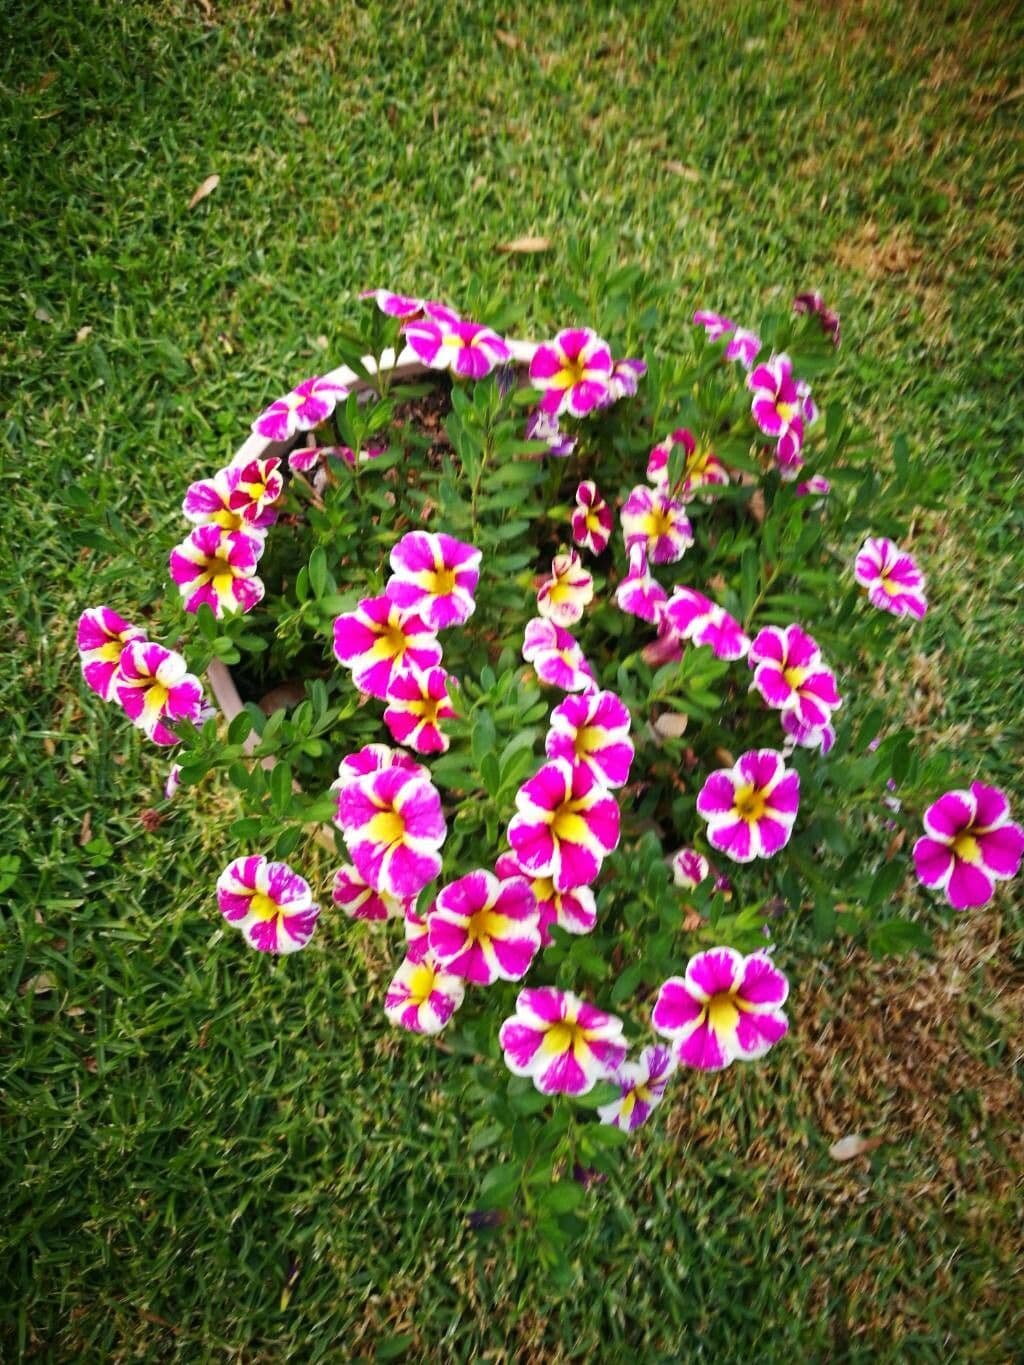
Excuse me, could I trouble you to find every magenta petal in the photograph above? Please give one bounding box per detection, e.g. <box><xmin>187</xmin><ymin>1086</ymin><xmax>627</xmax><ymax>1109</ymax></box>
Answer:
<box><xmin>977</xmin><ymin>823</ymin><xmax>1024</xmax><ymax>877</ymax></box>
<box><xmin>913</xmin><ymin>836</ymin><xmax>954</xmax><ymax>889</ymax></box>
<box><xmin>676</xmin><ymin>1021</ymin><xmax>729</xmax><ymax>1071</ymax></box>
<box><xmin>946</xmin><ymin>859</ymin><xmax>994</xmax><ymax>910</ymax></box>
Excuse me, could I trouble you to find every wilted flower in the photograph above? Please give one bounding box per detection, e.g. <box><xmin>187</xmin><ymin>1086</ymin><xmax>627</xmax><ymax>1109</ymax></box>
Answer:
<box><xmin>251</xmin><ymin>376</ymin><xmax>349</xmax><ymax>442</ymax></box>
<box><xmin>693</xmin><ymin>310</ymin><xmax>735</xmax><ymax>341</ymax></box>
<box><xmin>696</xmin><ymin>749</ymin><xmax>800</xmax><ymax>862</ymax></box>
<box><xmin>725</xmin><ymin>327</ymin><xmax>762</xmax><ymax>369</ymax></box>
<box><xmin>385</xmin><ymin>954</ymin><xmax>465</xmax><ymax>1035</ymax></box>
<box><xmin>529</xmin><ymin>328</ymin><xmax>613</xmax><ymax>418</ymax></box>
<box><xmin>115</xmin><ymin>640</ymin><xmax>205</xmax><ymax>746</ymax></box>
<box><xmin>525</xmin><ymin>407</ymin><xmax>576</xmax><ymax>458</ymax></box>
<box><xmin>652</xmin><ymin>948</ymin><xmax>789</xmax><ymax>1070</ymax></box>
<box><xmin>571</xmin><ymin>481</ymin><xmax>613</xmax><ymax>555</ymax></box>
<box><xmin>403</xmin><ymin>310</ymin><xmax>511</xmax><ymax>379</ymax></box>
<box><xmin>336</xmin><ymin>765</ymin><xmax>446</xmax><ymax>899</ymax></box>
<box><xmin>164</xmin><ymin>763</ymin><xmax>183</xmax><ymax>800</ymax></box>
<box><xmin>545</xmin><ymin>689</ymin><xmax>634</xmax><ymax>789</ymax></box>
<box><xmin>498</xmin><ymin>987</ymin><xmax>627</xmax><ymax>1096</ymax></box>
<box><xmin>427</xmin><ymin>869</ymin><xmax>541</xmax><ymax>985</ymax></box>
<box><xmin>794</xmin><ymin>290</ymin><xmax>841</xmax><ymax>347</ymax></box>
<box><xmin>287</xmin><ymin>443</ymin><xmax>386</xmax><ymax>474</ymax></box>
<box><xmin>507</xmin><ymin>758</ymin><xmax>620</xmax><ymax>891</ymax></box>
<box><xmin>615</xmin><ymin>543</ymin><xmax>667</xmax><ymax>623</ymax></box>
<box><xmin>748</xmin><ymin>624</ymin><xmax>842</xmax><ymax>730</ymax></box>
<box><xmin>386</xmin><ymin>531</ymin><xmax>482</xmax><ymax>630</ymax></box>
<box><xmin>621</xmin><ymin>485</ymin><xmax>694</xmax><ymax>564</ymax></box>
<box><xmin>536</xmin><ymin>550</ymin><xmax>594</xmax><ymax>627</ymax></box>
<box><xmin>77</xmin><ymin>606</ymin><xmax>146</xmax><ymax>702</ymax></box>
<box><xmin>383</xmin><ymin>665</ymin><xmax>457</xmax><ymax>754</ymax></box>
<box><xmin>854</xmin><ymin>537</ymin><xmax>927</xmax><ymax>620</ymax></box>
<box><xmin>522</xmin><ymin>617</ymin><xmax>595</xmax><ymax>692</ymax></box>
<box><xmin>796</xmin><ymin>474</ymin><xmax>831</xmax><ymax>500</ymax></box>
<box><xmin>404</xmin><ymin>906</ymin><xmax>429</xmax><ymax>962</ymax></box>
<box><xmin>781</xmin><ymin>709</ymin><xmax>836</xmax><ymax>756</ymax></box>
<box><xmin>603</xmin><ymin>357</ymin><xmax>647</xmax><ymax>404</ymax></box>
<box><xmin>597</xmin><ymin>1044</ymin><xmax>676</xmax><ymax>1131</ymax></box>
<box><xmin>914</xmin><ymin>783</ymin><xmax>1023</xmax><ymax>911</ymax></box>
<box><xmin>494</xmin><ymin>852</ymin><xmax>598</xmax><ymax>942</ymax></box>
<box><xmin>216</xmin><ymin>854</ymin><xmax>320</xmax><ymax>954</ymax></box>
<box><xmin>168</xmin><ymin>524</ymin><xmax>265</xmax><ymax>619</ymax></box>
<box><xmin>332</xmin><ymin>595</ymin><xmax>442</xmax><ymax>700</ymax></box>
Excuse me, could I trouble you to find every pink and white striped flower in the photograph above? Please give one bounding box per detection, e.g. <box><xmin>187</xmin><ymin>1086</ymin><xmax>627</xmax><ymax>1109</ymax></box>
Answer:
<box><xmin>360</xmin><ymin>287</ymin><xmax>425</xmax><ymax>319</ymax></box>
<box><xmin>114</xmin><ymin>640</ymin><xmax>205</xmax><ymax>746</ymax></box>
<box><xmin>621</xmin><ymin>485</ymin><xmax>693</xmax><ymax>564</ymax></box>
<box><xmin>383</xmin><ymin>665</ymin><xmax>457</xmax><ymax>754</ymax></box>
<box><xmin>571</xmin><ymin>481</ymin><xmax>613</xmax><ymax>555</ymax></box>
<box><xmin>386</xmin><ymin>531</ymin><xmax>481</xmax><ymax>631</ymax></box>
<box><xmin>748</xmin><ymin>624</ymin><xmax>842</xmax><ymax>730</ymax></box>
<box><xmin>427</xmin><ymin>869</ymin><xmax>540</xmax><ymax>985</ymax></box>
<box><xmin>647</xmin><ymin>429</ymin><xmax>730</xmax><ymax>502</ymax></box>
<box><xmin>495</xmin><ymin>853</ymin><xmax>597</xmax><ymax>943</ymax></box>
<box><xmin>403</xmin><ymin>310</ymin><xmax>510</xmax><ymax>379</ymax></box>
<box><xmin>796</xmin><ymin>474</ymin><xmax>831</xmax><ymax>500</ymax></box>
<box><xmin>507</xmin><ymin>758</ymin><xmax>620</xmax><ymax>892</ymax></box>
<box><xmin>287</xmin><ymin>443</ymin><xmax>386</xmax><ymax>474</ymax></box>
<box><xmin>615</xmin><ymin>544</ymin><xmax>667</xmax><ymax>624</ymax></box>
<box><xmin>696</xmin><ymin>749</ymin><xmax>800</xmax><ymax>863</ymax></box>
<box><xmin>337</xmin><ymin>765</ymin><xmax>447</xmax><ymax>899</ymax></box>
<box><xmin>522</xmin><ymin>618</ymin><xmax>595</xmax><ymax>692</ymax></box>
<box><xmin>332</xmin><ymin>595</ymin><xmax>441</xmax><ymax>700</ymax></box>
<box><xmin>384</xmin><ymin>954</ymin><xmax>465</xmax><ymax>1035</ymax></box>
<box><xmin>77</xmin><ymin>606</ymin><xmax>146</xmax><ymax>702</ymax></box>
<box><xmin>498</xmin><ymin>987</ymin><xmax>627</xmax><ymax>1096</ymax></box>
<box><xmin>331</xmin><ymin>744</ymin><xmax>427</xmax><ymax>810</ymax></box>
<box><xmin>671</xmin><ymin>847</ymin><xmax>710</xmax><ymax>891</ymax></box>
<box><xmin>525</xmin><ymin>407</ymin><xmax>576</xmax><ymax>458</ymax></box>
<box><xmin>331</xmin><ymin>862</ymin><xmax>409</xmax><ymax>922</ymax></box>
<box><xmin>653</xmin><ymin>948</ymin><xmax>789</xmax><ymax>1071</ymax></box>
<box><xmin>536</xmin><ymin>550</ymin><xmax>594</xmax><ymax>627</ymax></box>
<box><xmin>251</xmin><ymin>376</ymin><xmax>349</xmax><ymax>442</ymax></box>
<box><xmin>854</xmin><ymin>537</ymin><xmax>928</xmax><ymax>620</ymax></box>
<box><xmin>914</xmin><ymin>783</ymin><xmax>1024</xmax><ymax>911</ymax></box>
<box><xmin>216</xmin><ymin>855</ymin><xmax>320</xmax><ymax>954</ymax></box>
<box><xmin>168</xmin><ymin>524</ymin><xmax>265</xmax><ymax>619</ymax></box>
<box><xmin>597</xmin><ymin>1044</ymin><xmax>676</xmax><ymax>1131</ymax></box>
<box><xmin>226</xmin><ymin>456</ymin><xmax>284</xmax><ymax>526</ymax></box>
<box><xmin>182</xmin><ymin>465</ymin><xmax>272</xmax><ymax>535</ymax></box>
<box><xmin>693</xmin><ymin>310</ymin><xmax>735</xmax><ymax>341</ymax></box>
<box><xmin>545</xmin><ymin>689</ymin><xmax>634</xmax><ymax>789</ymax></box>
<box><xmin>748</xmin><ymin>354</ymin><xmax>805</xmax><ymax>466</ymax></box>
<box><xmin>404</xmin><ymin>906</ymin><xmax>429</xmax><ymax>962</ymax></box>
<box><xmin>726</xmin><ymin>328</ymin><xmax>762</xmax><ymax>369</ymax></box>
<box><xmin>663</xmin><ymin>588</ymin><xmax>750</xmax><ymax>661</ymax></box>
<box><xmin>529</xmin><ymin>327</ymin><xmax>613</xmax><ymax>418</ymax></box>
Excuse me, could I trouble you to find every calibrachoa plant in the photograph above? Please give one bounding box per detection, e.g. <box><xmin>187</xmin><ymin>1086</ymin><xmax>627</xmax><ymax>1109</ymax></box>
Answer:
<box><xmin>76</xmin><ymin>268</ymin><xmax>1021</xmax><ymax>1237</ymax></box>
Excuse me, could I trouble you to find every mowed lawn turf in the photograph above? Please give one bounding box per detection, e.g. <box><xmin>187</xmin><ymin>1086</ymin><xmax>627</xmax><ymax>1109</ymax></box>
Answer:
<box><xmin>2</xmin><ymin>1</ymin><xmax>1022</xmax><ymax>1358</ymax></box>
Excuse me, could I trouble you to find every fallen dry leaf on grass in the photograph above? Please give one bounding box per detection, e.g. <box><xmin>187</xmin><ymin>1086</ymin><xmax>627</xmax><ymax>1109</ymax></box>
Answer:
<box><xmin>495</xmin><ymin>29</ymin><xmax>522</xmax><ymax>51</ymax></box>
<box><xmin>75</xmin><ymin>325</ymin><xmax>92</xmax><ymax>343</ymax></box>
<box><xmin>20</xmin><ymin>973</ymin><xmax>56</xmax><ymax>996</ymax></box>
<box><xmin>188</xmin><ymin>173</ymin><xmax>220</xmax><ymax>209</ymax></box>
<box><xmin>497</xmin><ymin>235</ymin><xmax>551</xmax><ymax>254</ymax></box>
<box><xmin>654</xmin><ymin>712</ymin><xmax>689</xmax><ymax>739</ymax></box>
<box><xmin>664</xmin><ymin>160</ymin><xmax>700</xmax><ymax>182</ymax></box>
<box><xmin>828</xmin><ymin>1134</ymin><xmax>885</xmax><ymax>1162</ymax></box>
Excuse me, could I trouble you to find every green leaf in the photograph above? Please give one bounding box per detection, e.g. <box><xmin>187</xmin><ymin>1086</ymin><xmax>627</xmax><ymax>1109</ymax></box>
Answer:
<box><xmin>868</xmin><ymin>920</ymin><xmax>932</xmax><ymax>957</ymax></box>
<box><xmin>308</xmin><ymin>546</ymin><xmax>328</xmax><ymax>598</ymax></box>
<box><xmin>541</xmin><ymin>1181</ymin><xmax>586</xmax><ymax>1214</ymax></box>
<box><xmin>0</xmin><ymin>854</ymin><xmax>22</xmax><ymax>895</ymax></box>
<box><xmin>270</xmin><ymin>762</ymin><xmax>293</xmax><ymax>815</ymax></box>
<box><xmin>478</xmin><ymin>1162</ymin><xmax>520</xmax><ymax>1209</ymax></box>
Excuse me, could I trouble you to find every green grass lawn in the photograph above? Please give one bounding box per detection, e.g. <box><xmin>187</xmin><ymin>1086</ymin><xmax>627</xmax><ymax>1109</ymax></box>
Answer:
<box><xmin>2</xmin><ymin>0</ymin><xmax>1022</xmax><ymax>1358</ymax></box>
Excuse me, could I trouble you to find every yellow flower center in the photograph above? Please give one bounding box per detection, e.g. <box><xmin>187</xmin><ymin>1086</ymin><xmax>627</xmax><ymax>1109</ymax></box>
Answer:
<box><xmin>550</xmin><ymin>801</ymin><xmax>589</xmax><ymax>844</ymax></box>
<box><xmin>951</xmin><ymin>832</ymin><xmax>980</xmax><ymax>863</ymax></box>
<box><xmin>879</xmin><ymin>572</ymin><xmax>899</xmax><ymax>596</ymax></box>
<box><xmin>558</xmin><ymin>356</ymin><xmax>587</xmax><ymax>387</ymax></box>
<box><xmin>777</xmin><ymin>400</ymin><xmax>796</xmax><ymax>423</ymax></box>
<box><xmin>646</xmin><ymin>507</ymin><xmax>677</xmax><ymax>539</ymax></box>
<box><xmin>465</xmin><ymin>907</ymin><xmax>502</xmax><ymax>944</ymax></box>
<box><xmin>249</xmin><ymin>892</ymin><xmax>279</xmax><ymax>922</ymax></box>
<box><xmin>414</xmin><ymin>696</ymin><xmax>441</xmax><ymax>726</ymax></box>
<box><xmin>205</xmin><ymin>555</ymin><xmax>235</xmax><ymax>582</ymax></box>
<box><xmin>574</xmin><ymin>726</ymin><xmax>600</xmax><ymax>758</ymax></box>
<box><xmin>783</xmin><ymin>665</ymin><xmax>807</xmax><ymax>689</ymax></box>
<box><xmin>147</xmin><ymin>683</ymin><xmax>169</xmax><ymax>710</ymax></box>
<box><xmin>427</xmin><ymin>566</ymin><xmax>458</xmax><ymax>596</ymax></box>
<box><xmin>706</xmin><ymin>992</ymin><xmax>741</xmax><ymax>1033</ymax></box>
<box><xmin>733</xmin><ymin>783</ymin><xmax>767</xmax><ymax>823</ymax></box>
<box><xmin>620</xmin><ymin>1090</ymin><xmax>637</xmax><ymax>1118</ymax></box>
<box><xmin>378</xmin><ymin>623</ymin><xmax>409</xmax><ymax>659</ymax></box>
<box><xmin>542</xmin><ymin>1020</ymin><xmax>583</xmax><ymax>1055</ymax></box>
<box><xmin>405</xmin><ymin>961</ymin><xmax>437</xmax><ymax>1003</ymax></box>
<box><xmin>369</xmin><ymin>809</ymin><xmax>406</xmax><ymax>846</ymax></box>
